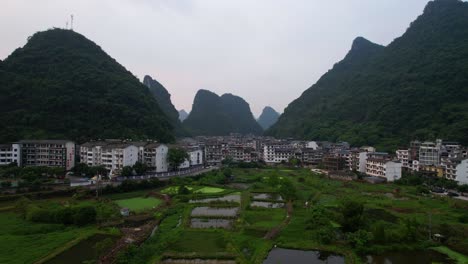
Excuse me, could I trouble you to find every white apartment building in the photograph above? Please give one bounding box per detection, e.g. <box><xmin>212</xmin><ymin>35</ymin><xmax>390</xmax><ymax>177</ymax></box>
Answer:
<box><xmin>365</xmin><ymin>152</ymin><xmax>402</xmax><ymax>181</ymax></box>
<box><xmin>143</xmin><ymin>143</ymin><xmax>169</xmax><ymax>173</ymax></box>
<box><xmin>263</xmin><ymin>144</ymin><xmax>294</xmax><ymax>164</ymax></box>
<box><xmin>0</xmin><ymin>143</ymin><xmax>21</xmax><ymax>166</ymax></box>
<box><xmin>455</xmin><ymin>159</ymin><xmax>468</xmax><ymax>185</ymax></box>
<box><xmin>419</xmin><ymin>140</ymin><xmax>442</xmax><ymax>166</ymax></box>
<box><xmin>80</xmin><ymin>141</ymin><xmax>138</xmax><ymax>175</ymax></box>
<box><xmin>396</xmin><ymin>149</ymin><xmax>410</xmax><ymax>168</ymax></box>
<box><xmin>19</xmin><ymin>140</ymin><xmax>75</xmax><ymax>170</ymax></box>
<box><xmin>349</xmin><ymin>151</ymin><xmax>369</xmax><ymax>173</ymax></box>
<box><xmin>179</xmin><ymin>147</ymin><xmax>204</xmax><ymax>169</ymax></box>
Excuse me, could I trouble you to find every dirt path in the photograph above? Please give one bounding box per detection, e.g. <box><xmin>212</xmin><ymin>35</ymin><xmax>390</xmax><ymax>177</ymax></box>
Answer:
<box><xmin>263</xmin><ymin>201</ymin><xmax>293</xmax><ymax>240</ymax></box>
<box><xmin>99</xmin><ymin>193</ymin><xmax>172</xmax><ymax>263</ymax></box>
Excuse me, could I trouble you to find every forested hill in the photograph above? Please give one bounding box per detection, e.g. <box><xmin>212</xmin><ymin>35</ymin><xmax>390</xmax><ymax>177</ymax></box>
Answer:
<box><xmin>257</xmin><ymin>106</ymin><xmax>280</xmax><ymax>130</ymax></box>
<box><xmin>0</xmin><ymin>28</ymin><xmax>174</xmax><ymax>143</ymax></box>
<box><xmin>143</xmin><ymin>75</ymin><xmax>187</xmax><ymax>136</ymax></box>
<box><xmin>267</xmin><ymin>0</ymin><xmax>468</xmax><ymax>149</ymax></box>
<box><xmin>183</xmin><ymin>90</ymin><xmax>263</xmax><ymax>136</ymax></box>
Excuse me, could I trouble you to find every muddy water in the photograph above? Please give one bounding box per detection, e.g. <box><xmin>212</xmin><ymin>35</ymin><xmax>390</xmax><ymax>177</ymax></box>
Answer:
<box><xmin>162</xmin><ymin>259</ymin><xmax>236</xmax><ymax>264</ymax></box>
<box><xmin>189</xmin><ymin>194</ymin><xmax>241</xmax><ymax>203</ymax></box>
<box><xmin>251</xmin><ymin>201</ymin><xmax>284</xmax><ymax>208</ymax></box>
<box><xmin>263</xmin><ymin>248</ymin><xmax>344</xmax><ymax>264</ymax></box>
<box><xmin>191</xmin><ymin>207</ymin><xmax>239</xmax><ymax>217</ymax></box>
<box><xmin>190</xmin><ymin>218</ymin><xmax>233</xmax><ymax>229</ymax></box>
<box><xmin>252</xmin><ymin>193</ymin><xmax>283</xmax><ymax>201</ymax></box>
<box><xmin>45</xmin><ymin>234</ymin><xmax>117</xmax><ymax>264</ymax></box>
<box><xmin>367</xmin><ymin>250</ymin><xmax>455</xmax><ymax>264</ymax></box>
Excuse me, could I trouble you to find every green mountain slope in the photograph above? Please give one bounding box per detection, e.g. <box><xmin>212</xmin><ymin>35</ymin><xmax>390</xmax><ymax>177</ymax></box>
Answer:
<box><xmin>183</xmin><ymin>90</ymin><xmax>263</xmax><ymax>136</ymax></box>
<box><xmin>267</xmin><ymin>0</ymin><xmax>468</xmax><ymax>149</ymax></box>
<box><xmin>0</xmin><ymin>28</ymin><xmax>174</xmax><ymax>143</ymax></box>
<box><xmin>257</xmin><ymin>106</ymin><xmax>280</xmax><ymax>130</ymax></box>
<box><xmin>143</xmin><ymin>75</ymin><xmax>188</xmax><ymax>136</ymax></box>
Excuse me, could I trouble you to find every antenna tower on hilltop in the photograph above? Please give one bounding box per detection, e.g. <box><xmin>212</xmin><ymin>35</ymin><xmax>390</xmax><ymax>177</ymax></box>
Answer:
<box><xmin>71</xmin><ymin>14</ymin><xmax>74</xmax><ymax>31</ymax></box>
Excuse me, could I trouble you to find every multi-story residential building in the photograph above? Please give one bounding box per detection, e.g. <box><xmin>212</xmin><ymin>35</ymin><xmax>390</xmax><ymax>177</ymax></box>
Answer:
<box><xmin>419</xmin><ymin>140</ymin><xmax>442</xmax><ymax>166</ymax></box>
<box><xmin>322</xmin><ymin>155</ymin><xmax>346</xmax><ymax>171</ymax></box>
<box><xmin>0</xmin><ymin>143</ymin><xmax>21</xmax><ymax>166</ymax></box>
<box><xmin>349</xmin><ymin>151</ymin><xmax>369</xmax><ymax>173</ymax></box>
<box><xmin>365</xmin><ymin>152</ymin><xmax>401</xmax><ymax>181</ymax></box>
<box><xmin>455</xmin><ymin>159</ymin><xmax>468</xmax><ymax>185</ymax></box>
<box><xmin>263</xmin><ymin>143</ymin><xmax>292</xmax><ymax>164</ymax></box>
<box><xmin>409</xmin><ymin>140</ymin><xmax>421</xmax><ymax>161</ymax></box>
<box><xmin>396</xmin><ymin>149</ymin><xmax>410</xmax><ymax>168</ymax></box>
<box><xmin>142</xmin><ymin>143</ymin><xmax>168</xmax><ymax>172</ymax></box>
<box><xmin>301</xmin><ymin>149</ymin><xmax>324</xmax><ymax>165</ymax></box>
<box><xmin>204</xmin><ymin>141</ymin><xmax>228</xmax><ymax>165</ymax></box>
<box><xmin>19</xmin><ymin>140</ymin><xmax>75</xmax><ymax>170</ymax></box>
<box><xmin>80</xmin><ymin>141</ymin><xmax>139</xmax><ymax>174</ymax></box>
<box><xmin>179</xmin><ymin>146</ymin><xmax>204</xmax><ymax>169</ymax></box>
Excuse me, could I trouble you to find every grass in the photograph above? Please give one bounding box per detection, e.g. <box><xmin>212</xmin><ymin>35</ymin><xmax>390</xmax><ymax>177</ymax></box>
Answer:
<box><xmin>115</xmin><ymin>197</ymin><xmax>163</xmax><ymax>212</ymax></box>
<box><xmin>160</xmin><ymin>186</ymin><xmax>193</xmax><ymax>195</ymax></box>
<box><xmin>194</xmin><ymin>186</ymin><xmax>226</xmax><ymax>194</ymax></box>
<box><xmin>170</xmin><ymin>230</ymin><xmax>227</xmax><ymax>254</ymax></box>
<box><xmin>431</xmin><ymin>246</ymin><xmax>468</xmax><ymax>264</ymax></box>
<box><xmin>0</xmin><ymin>213</ymin><xmax>96</xmax><ymax>264</ymax></box>
<box><xmin>244</xmin><ymin>209</ymin><xmax>285</xmax><ymax>229</ymax></box>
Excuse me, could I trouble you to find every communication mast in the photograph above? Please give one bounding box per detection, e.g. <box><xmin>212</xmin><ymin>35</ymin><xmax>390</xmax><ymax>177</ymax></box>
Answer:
<box><xmin>70</xmin><ymin>14</ymin><xmax>74</xmax><ymax>31</ymax></box>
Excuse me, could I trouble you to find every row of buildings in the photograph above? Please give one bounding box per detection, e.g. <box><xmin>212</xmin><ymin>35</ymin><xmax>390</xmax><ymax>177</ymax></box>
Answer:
<box><xmin>395</xmin><ymin>139</ymin><xmax>467</xmax><ymax>184</ymax></box>
<box><xmin>1</xmin><ymin>136</ymin><xmax>466</xmax><ymax>184</ymax></box>
<box><xmin>0</xmin><ymin>140</ymin><xmax>203</xmax><ymax>176</ymax></box>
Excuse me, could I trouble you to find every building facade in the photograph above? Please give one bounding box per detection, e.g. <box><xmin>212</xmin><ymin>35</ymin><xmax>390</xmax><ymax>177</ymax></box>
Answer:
<box><xmin>19</xmin><ymin>140</ymin><xmax>75</xmax><ymax>170</ymax></box>
<box><xmin>0</xmin><ymin>143</ymin><xmax>21</xmax><ymax>166</ymax></box>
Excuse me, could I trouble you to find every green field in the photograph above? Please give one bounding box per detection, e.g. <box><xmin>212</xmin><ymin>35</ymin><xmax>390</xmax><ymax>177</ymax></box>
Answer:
<box><xmin>2</xmin><ymin>167</ymin><xmax>468</xmax><ymax>264</ymax></box>
<box><xmin>160</xmin><ymin>186</ymin><xmax>193</xmax><ymax>195</ymax></box>
<box><xmin>0</xmin><ymin>213</ymin><xmax>96</xmax><ymax>264</ymax></box>
<box><xmin>194</xmin><ymin>186</ymin><xmax>225</xmax><ymax>194</ymax></box>
<box><xmin>115</xmin><ymin>197</ymin><xmax>163</xmax><ymax>212</ymax></box>
<box><xmin>170</xmin><ymin>230</ymin><xmax>227</xmax><ymax>254</ymax></box>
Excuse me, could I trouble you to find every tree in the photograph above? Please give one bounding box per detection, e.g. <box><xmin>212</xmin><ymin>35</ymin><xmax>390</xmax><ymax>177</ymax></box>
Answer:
<box><xmin>278</xmin><ymin>179</ymin><xmax>297</xmax><ymax>200</ymax></box>
<box><xmin>0</xmin><ymin>181</ymin><xmax>12</xmax><ymax>188</ymax></box>
<box><xmin>121</xmin><ymin>166</ymin><xmax>134</xmax><ymax>177</ymax></box>
<box><xmin>167</xmin><ymin>148</ymin><xmax>189</xmax><ymax>171</ymax></box>
<box><xmin>339</xmin><ymin>199</ymin><xmax>365</xmax><ymax>233</ymax></box>
<box><xmin>132</xmin><ymin>162</ymin><xmax>148</xmax><ymax>175</ymax></box>
<box><xmin>73</xmin><ymin>206</ymin><xmax>97</xmax><ymax>226</ymax></box>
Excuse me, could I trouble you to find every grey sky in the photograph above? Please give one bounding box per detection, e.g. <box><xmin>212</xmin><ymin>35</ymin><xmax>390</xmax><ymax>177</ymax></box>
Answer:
<box><xmin>0</xmin><ymin>0</ymin><xmax>431</xmax><ymax>117</ymax></box>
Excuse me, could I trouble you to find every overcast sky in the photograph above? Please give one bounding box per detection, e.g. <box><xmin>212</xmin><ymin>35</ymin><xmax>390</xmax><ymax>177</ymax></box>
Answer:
<box><xmin>0</xmin><ymin>0</ymin><xmax>432</xmax><ymax>117</ymax></box>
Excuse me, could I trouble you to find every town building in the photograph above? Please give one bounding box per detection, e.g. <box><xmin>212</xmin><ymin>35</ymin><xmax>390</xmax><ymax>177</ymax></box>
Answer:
<box><xmin>18</xmin><ymin>140</ymin><xmax>75</xmax><ymax>170</ymax></box>
<box><xmin>0</xmin><ymin>143</ymin><xmax>21</xmax><ymax>166</ymax></box>
<box><xmin>455</xmin><ymin>159</ymin><xmax>468</xmax><ymax>185</ymax></box>
<box><xmin>396</xmin><ymin>149</ymin><xmax>410</xmax><ymax>168</ymax></box>
<box><xmin>419</xmin><ymin>140</ymin><xmax>442</xmax><ymax>166</ymax></box>
<box><xmin>142</xmin><ymin>143</ymin><xmax>169</xmax><ymax>173</ymax></box>
<box><xmin>80</xmin><ymin>141</ymin><xmax>139</xmax><ymax>174</ymax></box>
<box><xmin>179</xmin><ymin>146</ymin><xmax>204</xmax><ymax>169</ymax></box>
<box><xmin>365</xmin><ymin>152</ymin><xmax>402</xmax><ymax>181</ymax></box>
<box><xmin>322</xmin><ymin>155</ymin><xmax>346</xmax><ymax>171</ymax></box>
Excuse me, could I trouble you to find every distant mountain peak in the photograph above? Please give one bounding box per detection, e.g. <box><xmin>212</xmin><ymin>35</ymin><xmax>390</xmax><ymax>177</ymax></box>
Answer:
<box><xmin>143</xmin><ymin>75</ymin><xmax>188</xmax><ymax>136</ymax></box>
<box><xmin>257</xmin><ymin>106</ymin><xmax>280</xmax><ymax>130</ymax></box>
<box><xmin>351</xmin><ymin>37</ymin><xmax>378</xmax><ymax>50</ymax></box>
<box><xmin>183</xmin><ymin>90</ymin><xmax>262</xmax><ymax>136</ymax></box>
<box><xmin>178</xmin><ymin>109</ymin><xmax>189</xmax><ymax>122</ymax></box>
